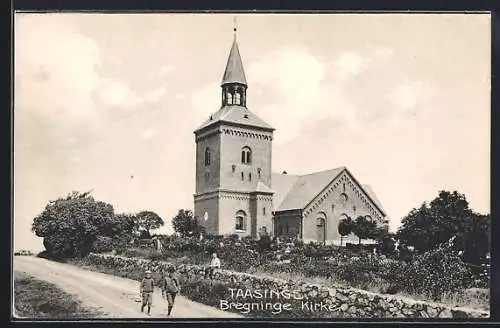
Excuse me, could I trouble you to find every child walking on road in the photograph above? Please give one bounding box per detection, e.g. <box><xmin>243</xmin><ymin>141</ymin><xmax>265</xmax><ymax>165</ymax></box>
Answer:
<box><xmin>140</xmin><ymin>270</ymin><xmax>154</xmax><ymax>315</ymax></box>
<box><xmin>161</xmin><ymin>267</ymin><xmax>181</xmax><ymax>317</ymax></box>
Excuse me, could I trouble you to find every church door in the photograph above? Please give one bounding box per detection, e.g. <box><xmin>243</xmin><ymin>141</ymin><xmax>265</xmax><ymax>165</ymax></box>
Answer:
<box><xmin>316</xmin><ymin>217</ymin><xmax>326</xmax><ymax>244</ymax></box>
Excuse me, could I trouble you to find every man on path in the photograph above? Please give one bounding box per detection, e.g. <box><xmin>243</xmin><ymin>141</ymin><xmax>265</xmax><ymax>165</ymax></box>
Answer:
<box><xmin>140</xmin><ymin>270</ymin><xmax>154</xmax><ymax>315</ymax></box>
<box><xmin>161</xmin><ymin>267</ymin><xmax>181</xmax><ymax>317</ymax></box>
<box><xmin>204</xmin><ymin>253</ymin><xmax>221</xmax><ymax>279</ymax></box>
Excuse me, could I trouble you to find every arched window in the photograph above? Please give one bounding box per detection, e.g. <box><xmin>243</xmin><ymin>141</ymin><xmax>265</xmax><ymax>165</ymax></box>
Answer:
<box><xmin>227</xmin><ymin>92</ymin><xmax>233</xmax><ymax>105</ymax></box>
<box><xmin>234</xmin><ymin>92</ymin><xmax>241</xmax><ymax>105</ymax></box>
<box><xmin>204</xmin><ymin>147</ymin><xmax>211</xmax><ymax>166</ymax></box>
<box><xmin>241</xmin><ymin>147</ymin><xmax>252</xmax><ymax>164</ymax></box>
<box><xmin>365</xmin><ymin>215</ymin><xmax>373</xmax><ymax>223</ymax></box>
<box><xmin>340</xmin><ymin>193</ymin><xmax>348</xmax><ymax>206</ymax></box>
<box><xmin>235</xmin><ymin>210</ymin><xmax>247</xmax><ymax>231</ymax></box>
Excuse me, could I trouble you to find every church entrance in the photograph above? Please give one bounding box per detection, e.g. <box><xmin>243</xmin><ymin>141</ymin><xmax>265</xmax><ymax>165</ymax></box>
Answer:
<box><xmin>316</xmin><ymin>217</ymin><xmax>326</xmax><ymax>244</ymax></box>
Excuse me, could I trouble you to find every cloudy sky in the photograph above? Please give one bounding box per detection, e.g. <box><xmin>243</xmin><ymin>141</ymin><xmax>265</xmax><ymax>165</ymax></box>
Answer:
<box><xmin>14</xmin><ymin>13</ymin><xmax>490</xmax><ymax>251</ymax></box>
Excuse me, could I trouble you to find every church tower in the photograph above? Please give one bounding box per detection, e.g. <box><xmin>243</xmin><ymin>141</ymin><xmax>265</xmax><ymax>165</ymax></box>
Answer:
<box><xmin>193</xmin><ymin>27</ymin><xmax>275</xmax><ymax>238</ymax></box>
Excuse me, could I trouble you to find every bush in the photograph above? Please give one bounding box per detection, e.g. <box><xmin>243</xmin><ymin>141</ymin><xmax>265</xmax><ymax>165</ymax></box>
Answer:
<box><xmin>401</xmin><ymin>245</ymin><xmax>473</xmax><ymax>300</ymax></box>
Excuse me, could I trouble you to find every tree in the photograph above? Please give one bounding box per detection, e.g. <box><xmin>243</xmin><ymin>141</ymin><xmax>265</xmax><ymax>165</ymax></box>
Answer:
<box><xmin>31</xmin><ymin>191</ymin><xmax>116</xmax><ymax>259</ymax></box>
<box><xmin>351</xmin><ymin>215</ymin><xmax>377</xmax><ymax>245</ymax></box>
<box><xmin>337</xmin><ymin>215</ymin><xmax>353</xmax><ymax>246</ymax></box>
<box><xmin>172</xmin><ymin>209</ymin><xmax>204</xmax><ymax>238</ymax></box>
<box><xmin>371</xmin><ymin>225</ymin><xmax>396</xmax><ymax>256</ymax></box>
<box><xmin>397</xmin><ymin>190</ymin><xmax>490</xmax><ymax>264</ymax></box>
<box><xmin>134</xmin><ymin>211</ymin><xmax>164</xmax><ymax>237</ymax></box>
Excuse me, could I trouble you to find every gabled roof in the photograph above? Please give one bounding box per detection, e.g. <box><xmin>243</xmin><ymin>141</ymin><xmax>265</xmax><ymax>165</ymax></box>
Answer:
<box><xmin>274</xmin><ymin>167</ymin><xmax>345</xmax><ymax>211</ymax></box>
<box><xmin>271</xmin><ymin>173</ymin><xmax>300</xmax><ymax>210</ymax></box>
<box><xmin>272</xmin><ymin>167</ymin><xmax>386</xmax><ymax>217</ymax></box>
<box><xmin>194</xmin><ymin>105</ymin><xmax>274</xmax><ymax>133</ymax></box>
<box><xmin>221</xmin><ymin>37</ymin><xmax>247</xmax><ymax>86</ymax></box>
<box><xmin>362</xmin><ymin>184</ymin><xmax>386</xmax><ymax>214</ymax></box>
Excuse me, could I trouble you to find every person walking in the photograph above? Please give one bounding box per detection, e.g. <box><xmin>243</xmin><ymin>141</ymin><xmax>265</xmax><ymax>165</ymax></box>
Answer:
<box><xmin>140</xmin><ymin>270</ymin><xmax>154</xmax><ymax>315</ymax></box>
<box><xmin>204</xmin><ymin>253</ymin><xmax>221</xmax><ymax>279</ymax></box>
<box><xmin>161</xmin><ymin>267</ymin><xmax>181</xmax><ymax>317</ymax></box>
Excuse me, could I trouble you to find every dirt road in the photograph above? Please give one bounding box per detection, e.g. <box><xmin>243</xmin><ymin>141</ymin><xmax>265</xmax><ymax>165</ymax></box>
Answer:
<box><xmin>13</xmin><ymin>256</ymin><xmax>242</xmax><ymax>319</ymax></box>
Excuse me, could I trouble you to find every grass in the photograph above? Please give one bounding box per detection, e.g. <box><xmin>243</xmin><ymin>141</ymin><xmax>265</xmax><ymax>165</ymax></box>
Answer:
<box><xmin>13</xmin><ymin>271</ymin><xmax>102</xmax><ymax>319</ymax></box>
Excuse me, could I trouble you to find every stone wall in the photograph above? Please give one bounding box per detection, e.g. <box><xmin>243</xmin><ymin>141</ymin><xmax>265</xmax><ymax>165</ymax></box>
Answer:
<box><xmin>83</xmin><ymin>253</ymin><xmax>489</xmax><ymax>319</ymax></box>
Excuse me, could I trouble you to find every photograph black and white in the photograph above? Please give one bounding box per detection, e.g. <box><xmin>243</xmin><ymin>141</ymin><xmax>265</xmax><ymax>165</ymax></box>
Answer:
<box><xmin>12</xmin><ymin>12</ymin><xmax>491</xmax><ymax>320</ymax></box>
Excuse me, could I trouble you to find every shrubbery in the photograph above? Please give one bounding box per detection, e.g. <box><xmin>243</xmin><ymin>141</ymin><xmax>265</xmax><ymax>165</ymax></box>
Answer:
<box><xmin>125</xmin><ymin>233</ymin><xmax>481</xmax><ymax>303</ymax></box>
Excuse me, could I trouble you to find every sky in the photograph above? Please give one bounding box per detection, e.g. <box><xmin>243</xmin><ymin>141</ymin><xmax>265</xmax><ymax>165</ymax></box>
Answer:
<box><xmin>13</xmin><ymin>13</ymin><xmax>491</xmax><ymax>252</ymax></box>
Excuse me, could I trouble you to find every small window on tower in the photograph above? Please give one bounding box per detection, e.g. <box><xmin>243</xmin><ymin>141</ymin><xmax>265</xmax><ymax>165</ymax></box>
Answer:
<box><xmin>263</xmin><ymin>207</ymin><xmax>266</xmax><ymax>215</ymax></box>
<box><xmin>331</xmin><ymin>204</ymin><xmax>335</xmax><ymax>212</ymax></box>
<box><xmin>249</xmin><ymin>172</ymin><xmax>252</xmax><ymax>181</ymax></box>
<box><xmin>241</xmin><ymin>147</ymin><xmax>252</xmax><ymax>164</ymax></box>
<box><xmin>258</xmin><ymin>168</ymin><xmax>261</xmax><ymax>179</ymax></box>
<box><xmin>235</xmin><ymin>92</ymin><xmax>241</xmax><ymax>105</ymax></box>
<box><xmin>232</xmin><ymin>165</ymin><xmax>236</xmax><ymax>173</ymax></box>
<box><xmin>227</xmin><ymin>92</ymin><xmax>233</xmax><ymax>105</ymax></box>
<box><xmin>241</xmin><ymin>172</ymin><xmax>244</xmax><ymax>181</ymax></box>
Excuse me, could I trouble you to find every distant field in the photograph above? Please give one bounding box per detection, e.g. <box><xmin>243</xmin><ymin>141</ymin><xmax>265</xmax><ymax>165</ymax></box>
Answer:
<box><xmin>13</xmin><ymin>271</ymin><xmax>101</xmax><ymax>319</ymax></box>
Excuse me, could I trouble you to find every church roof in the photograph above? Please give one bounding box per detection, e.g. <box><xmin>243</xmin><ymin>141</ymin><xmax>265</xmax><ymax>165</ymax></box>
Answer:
<box><xmin>274</xmin><ymin>167</ymin><xmax>345</xmax><ymax>211</ymax></box>
<box><xmin>361</xmin><ymin>184</ymin><xmax>386</xmax><ymax>214</ymax></box>
<box><xmin>194</xmin><ymin>105</ymin><xmax>274</xmax><ymax>133</ymax></box>
<box><xmin>221</xmin><ymin>37</ymin><xmax>247</xmax><ymax>86</ymax></box>
<box><xmin>255</xmin><ymin>181</ymin><xmax>274</xmax><ymax>193</ymax></box>
<box><xmin>272</xmin><ymin>167</ymin><xmax>386</xmax><ymax>217</ymax></box>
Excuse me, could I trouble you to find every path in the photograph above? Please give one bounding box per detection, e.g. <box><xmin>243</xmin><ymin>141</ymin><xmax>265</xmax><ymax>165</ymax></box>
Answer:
<box><xmin>13</xmin><ymin>256</ymin><xmax>242</xmax><ymax>319</ymax></box>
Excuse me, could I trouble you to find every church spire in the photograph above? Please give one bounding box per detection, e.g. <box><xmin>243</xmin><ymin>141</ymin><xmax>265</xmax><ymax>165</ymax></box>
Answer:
<box><xmin>220</xmin><ymin>19</ymin><xmax>247</xmax><ymax>107</ymax></box>
<box><xmin>221</xmin><ymin>26</ymin><xmax>247</xmax><ymax>86</ymax></box>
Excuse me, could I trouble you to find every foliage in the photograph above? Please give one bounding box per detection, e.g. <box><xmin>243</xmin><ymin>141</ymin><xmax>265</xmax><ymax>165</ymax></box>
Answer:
<box><xmin>397</xmin><ymin>191</ymin><xmax>490</xmax><ymax>264</ymax></box>
<box><xmin>31</xmin><ymin>191</ymin><xmax>116</xmax><ymax>259</ymax></box>
<box><xmin>401</xmin><ymin>238</ymin><xmax>474</xmax><ymax>300</ymax></box>
<box><xmin>171</xmin><ymin>209</ymin><xmax>205</xmax><ymax>238</ymax></box>
<box><xmin>134</xmin><ymin>211</ymin><xmax>164</xmax><ymax>236</ymax></box>
<box><xmin>371</xmin><ymin>225</ymin><xmax>396</xmax><ymax>256</ymax></box>
<box><xmin>337</xmin><ymin>215</ymin><xmax>353</xmax><ymax>246</ymax></box>
<box><xmin>351</xmin><ymin>216</ymin><xmax>377</xmax><ymax>244</ymax></box>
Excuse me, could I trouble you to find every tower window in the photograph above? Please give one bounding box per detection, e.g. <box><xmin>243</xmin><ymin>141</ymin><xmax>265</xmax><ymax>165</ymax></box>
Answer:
<box><xmin>235</xmin><ymin>210</ymin><xmax>247</xmax><ymax>231</ymax></box>
<box><xmin>241</xmin><ymin>147</ymin><xmax>252</xmax><ymax>164</ymax></box>
<box><xmin>257</xmin><ymin>168</ymin><xmax>261</xmax><ymax>179</ymax></box>
<box><xmin>249</xmin><ymin>172</ymin><xmax>252</xmax><ymax>181</ymax></box>
<box><xmin>227</xmin><ymin>92</ymin><xmax>233</xmax><ymax>105</ymax></box>
<box><xmin>235</xmin><ymin>92</ymin><xmax>241</xmax><ymax>105</ymax></box>
<box><xmin>204</xmin><ymin>147</ymin><xmax>211</xmax><ymax>166</ymax></box>
<box><xmin>232</xmin><ymin>165</ymin><xmax>236</xmax><ymax>173</ymax></box>
<box><xmin>263</xmin><ymin>207</ymin><xmax>266</xmax><ymax>215</ymax></box>
<box><xmin>241</xmin><ymin>172</ymin><xmax>244</xmax><ymax>181</ymax></box>
<box><xmin>331</xmin><ymin>204</ymin><xmax>335</xmax><ymax>212</ymax></box>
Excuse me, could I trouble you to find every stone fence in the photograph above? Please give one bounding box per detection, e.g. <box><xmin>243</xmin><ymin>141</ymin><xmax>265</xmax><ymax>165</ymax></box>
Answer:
<box><xmin>83</xmin><ymin>253</ymin><xmax>489</xmax><ymax>319</ymax></box>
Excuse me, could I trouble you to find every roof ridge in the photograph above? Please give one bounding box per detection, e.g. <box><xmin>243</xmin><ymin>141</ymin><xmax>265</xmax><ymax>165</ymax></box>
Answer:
<box><xmin>298</xmin><ymin>166</ymin><xmax>346</xmax><ymax>177</ymax></box>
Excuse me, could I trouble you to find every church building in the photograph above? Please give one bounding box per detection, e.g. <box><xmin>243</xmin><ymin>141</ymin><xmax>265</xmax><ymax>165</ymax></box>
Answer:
<box><xmin>193</xmin><ymin>31</ymin><xmax>387</xmax><ymax>245</ymax></box>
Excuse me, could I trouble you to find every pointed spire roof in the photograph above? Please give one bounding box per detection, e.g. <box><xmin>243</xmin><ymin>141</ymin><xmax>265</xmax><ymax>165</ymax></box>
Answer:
<box><xmin>221</xmin><ymin>36</ymin><xmax>247</xmax><ymax>86</ymax></box>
